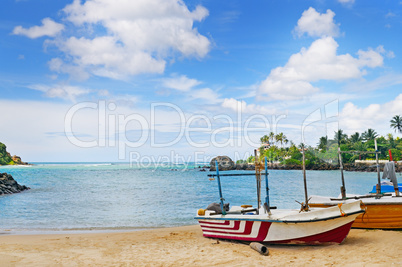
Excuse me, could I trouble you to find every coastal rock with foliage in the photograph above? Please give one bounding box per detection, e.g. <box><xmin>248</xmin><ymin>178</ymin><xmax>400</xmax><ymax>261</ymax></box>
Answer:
<box><xmin>0</xmin><ymin>173</ymin><xmax>30</xmax><ymax>195</ymax></box>
<box><xmin>0</xmin><ymin>142</ymin><xmax>27</xmax><ymax>165</ymax></box>
<box><xmin>210</xmin><ymin>156</ymin><xmax>236</xmax><ymax>171</ymax></box>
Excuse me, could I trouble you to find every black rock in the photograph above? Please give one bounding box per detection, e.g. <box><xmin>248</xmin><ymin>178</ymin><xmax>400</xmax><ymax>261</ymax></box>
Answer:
<box><xmin>0</xmin><ymin>172</ymin><xmax>30</xmax><ymax>195</ymax></box>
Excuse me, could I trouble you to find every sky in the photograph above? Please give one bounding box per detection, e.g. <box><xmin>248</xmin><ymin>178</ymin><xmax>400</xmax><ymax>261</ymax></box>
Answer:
<box><xmin>0</xmin><ymin>0</ymin><xmax>401</xmax><ymax>163</ymax></box>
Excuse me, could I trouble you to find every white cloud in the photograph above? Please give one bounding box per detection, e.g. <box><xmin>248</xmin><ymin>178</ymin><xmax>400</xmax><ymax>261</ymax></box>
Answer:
<box><xmin>163</xmin><ymin>75</ymin><xmax>202</xmax><ymax>91</ymax></box>
<box><xmin>29</xmin><ymin>84</ymin><xmax>90</xmax><ymax>102</ymax></box>
<box><xmin>56</xmin><ymin>36</ymin><xmax>166</xmax><ymax>79</ymax></box>
<box><xmin>13</xmin><ymin>18</ymin><xmax>64</xmax><ymax>39</ymax></box>
<box><xmin>259</xmin><ymin>37</ymin><xmax>385</xmax><ymax>100</ymax></box>
<box><xmin>294</xmin><ymin>8</ymin><xmax>340</xmax><ymax>38</ymax></box>
<box><xmin>345</xmin><ymin>73</ymin><xmax>402</xmax><ymax>92</ymax></box>
<box><xmin>340</xmin><ymin>94</ymin><xmax>402</xmax><ymax>135</ymax></box>
<box><xmin>190</xmin><ymin>88</ymin><xmax>220</xmax><ymax>103</ymax></box>
<box><xmin>49</xmin><ymin>0</ymin><xmax>211</xmax><ymax>80</ymax></box>
<box><xmin>48</xmin><ymin>58</ymin><xmax>90</xmax><ymax>81</ymax></box>
<box><xmin>338</xmin><ymin>0</ymin><xmax>355</xmax><ymax>5</ymax></box>
<box><xmin>222</xmin><ymin>98</ymin><xmax>277</xmax><ymax>115</ymax></box>
<box><xmin>357</xmin><ymin>47</ymin><xmax>384</xmax><ymax>68</ymax></box>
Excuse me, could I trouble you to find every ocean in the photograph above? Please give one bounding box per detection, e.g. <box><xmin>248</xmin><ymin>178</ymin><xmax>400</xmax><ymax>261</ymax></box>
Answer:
<box><xmin>0</xmin><ymin>163</ymin><xmax>391</xmax><ymax>233</ymax></box>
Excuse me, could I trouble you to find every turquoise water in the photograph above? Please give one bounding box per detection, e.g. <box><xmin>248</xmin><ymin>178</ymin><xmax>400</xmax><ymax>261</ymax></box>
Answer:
<box><xmin>0</xmin><ymin>163</ymin><xmax>393</xmax><ymax>232</ymax></box>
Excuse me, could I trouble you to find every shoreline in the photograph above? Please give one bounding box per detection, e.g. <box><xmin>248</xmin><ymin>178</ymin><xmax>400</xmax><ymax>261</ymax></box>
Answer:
<box><xmin>0</xmin><ymin>225</ymin><xmax>401</xmax><ymax>266</ymax></box>
<box><xmin>0</xmin><ymin>227</ymin><xmax>156</xmax><ymax>236</ymax></box>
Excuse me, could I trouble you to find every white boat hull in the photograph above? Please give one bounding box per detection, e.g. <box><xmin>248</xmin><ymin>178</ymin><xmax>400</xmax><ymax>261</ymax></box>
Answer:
<box><xmin>195</xmin><ymin>201</ymin><xmax>364</xmax><ymax>245</ymax></box>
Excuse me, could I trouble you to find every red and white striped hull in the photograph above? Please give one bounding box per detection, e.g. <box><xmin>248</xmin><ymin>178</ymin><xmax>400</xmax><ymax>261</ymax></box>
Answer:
<box><xmin>195</xmin><ymin>201</ymin><xmax>363</xmax><ymax>245</ymax></box>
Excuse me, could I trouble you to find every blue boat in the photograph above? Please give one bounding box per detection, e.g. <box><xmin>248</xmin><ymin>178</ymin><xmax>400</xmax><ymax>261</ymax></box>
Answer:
<box><xmin>369</xmin><ymin>183</ymin><xmax>402</xmax><ymax>194</ymax></box>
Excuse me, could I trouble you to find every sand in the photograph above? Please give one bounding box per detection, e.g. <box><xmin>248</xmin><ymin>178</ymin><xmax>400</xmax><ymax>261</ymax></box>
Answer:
<box><xmin>0</xmin><ymin>225</ymin><xmax>400</xmax><ymax>266</ymax></box>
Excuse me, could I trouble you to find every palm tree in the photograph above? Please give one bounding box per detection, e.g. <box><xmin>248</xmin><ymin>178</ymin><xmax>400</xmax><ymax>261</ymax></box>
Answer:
<box><xmin>386</xmin><ymin>133</ymin><xmax>396</xmax><ymax>149</ymax></box>
<box><xmin>390</xmin><ymin>115</ymin><xmax>402</xmax><ymax>134</ymax></box>
<box><xmin>269</xmin><ymin>132</ymin><xmax>275</xmax><ymax>145</ymax></box>
<box><xmin>318</xmin><ymin>136</ymin><xmax>328</xmax><ymax>151</ymax></box>
<box><xmin>275</xmin><ymin>133</ymin><xmax>284</xmax><ymax>148</ymax></box>
<box><xmin>349</xmin><ymin>132</ymin><xmax>362</xmax><ymax>143</ymax></box>
<box><xmin>334</xmin><ymin>130</ymin><xmax>347</xmax><ymax>145</ymax></box>
<box><xmin>283</xmin><ymin>135</ymin><xmax>289</xmax><ymax>147</ymax></box>
<box><xmin>353</xmin><ymin>141</ymin><xmax>368</xmax><ymax>160</ymax></box>
<box><xmin>260</xmin><ymin>135</ymin><xmax>269</xmax><ymax>144</ymax></box>
<box><xmin>362</xmin><ymin>128</ymin><xmax>378</xmax><ymax>141</ymax></box>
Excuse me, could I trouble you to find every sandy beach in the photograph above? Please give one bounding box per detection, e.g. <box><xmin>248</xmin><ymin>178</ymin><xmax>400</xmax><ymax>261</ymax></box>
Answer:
<box><xmin>0</xmin><ymin>225</ymin><xmax>400</xmax><ymax>266</ymax></box>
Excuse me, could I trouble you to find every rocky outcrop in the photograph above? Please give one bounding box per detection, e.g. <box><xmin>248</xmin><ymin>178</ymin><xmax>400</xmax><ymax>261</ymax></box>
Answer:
<box><xmin>0</xmin><ymin>142</ymin><xmax>28</xmax><ymax>165</ymax></box>
<box><xmin>0</xmin><ymin>173</ymin><xmax>30</xmax><ymax>195</ymax></box>
<box><xmin>210</xmin><ymin>156</ymin><xmax>235</xmax><ymax>171</ymax></box>
<box><xmin>11</xmin><ymin>155</ymin><xmax>27</xmax><ymax>165</ymax></box>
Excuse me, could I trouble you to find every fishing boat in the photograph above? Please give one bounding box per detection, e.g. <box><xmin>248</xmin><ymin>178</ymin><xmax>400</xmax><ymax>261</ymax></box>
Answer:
<box><xmin>195</xmin><ymin>149</ymin><xmax>364</xmax><ymax>245</ymax></box>
<box><xmin>309</xmin><ymin>194</ymin><xmax>402</xmax><ymax>229</ymax></box>
<box><xmin>309</xmin><ymin>140</ymin><xmax>402</xmax><ymax>229</ymax></box>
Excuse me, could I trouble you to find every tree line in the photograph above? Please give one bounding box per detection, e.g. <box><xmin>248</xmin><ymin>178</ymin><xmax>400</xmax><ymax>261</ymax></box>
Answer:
<box><xmin>240</xmin><ymin>115</ymin><xmax>402</xmax><ymax>166</ymax></box>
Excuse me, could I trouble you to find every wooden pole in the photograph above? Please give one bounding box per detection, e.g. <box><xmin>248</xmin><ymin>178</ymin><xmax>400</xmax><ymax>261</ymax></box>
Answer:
<box><xmin>254</xmin><ymin>149</ymin><xmax>261</xmax><ymax>215</ymax></box>
<box><xmin>338</xmin><ymin>147</ymin><xmax>346</xmax><ymax>199</ymax></box>
<box><xmin>264</xmin><ymin>156</ymin><xmax>270</xmax><ymax>214</ymax></box>
<box><xmin>215</xmin><ymin>160</ymin><xmax>226</xmax><ymax>215</ymax></box>
<box><xmin>375</xmin><ymin>139</ymin><xmax>381</xmax><ymax>195</ymax></box>
<box><xmin>301</xmin><ymin>144</ymin><xmax>309</xmax><ymax>211</ymax></box>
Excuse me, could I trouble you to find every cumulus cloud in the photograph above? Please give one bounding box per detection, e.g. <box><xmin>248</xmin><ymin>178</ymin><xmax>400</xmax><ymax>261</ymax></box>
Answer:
<box><xmin>48</xmin><ymin>0</ymin><xmax>211</xmax><ymax>80</ymax></box>
<box><xmin>222</xmin><ymin>98</ymin><xmax>276</xmax><ymax>115</ymax></box>
<box><xmin>13</xmin><ymin>18</ymin><xmax>64</xmax><ymax>38</ymax></box>
<box><xmin>56</xmin><ymin>36</ymin><xmax>166</xmax><ymax>79</ymax></box>
<box><xmin>163</xmin><ymin>75</ymin><xmax>202</xmax><ymax>91</ymax></box>
<box><xmin>48</xmin><ymin>58</ymin><xmax>90</xmax><ymax>81</ymax></box>
<box><xmin>259</xmin><ymin>37</ymin><xmax>386</xmax><ymax>100</ymax></box>
<box><xmin>190</xmin><ymin>88</ymin><xmax>221</xmax><ymax>103</ymax></box>
<box><xmin>29</xmin><ymin>84</ymin><xmax>90</xmax><ymax>102</ymax></box>
<box><xmin>294</xmin><ymin>8</ymin><xmax>340</xmax><ymax>38</ymax></box>
<box><xmin>340</xmin><ymin>94</ymin><xmax>402</xmax><ymax>134</ymax></box>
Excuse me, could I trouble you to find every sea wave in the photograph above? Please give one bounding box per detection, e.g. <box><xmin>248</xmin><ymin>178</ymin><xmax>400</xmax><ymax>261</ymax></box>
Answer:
<box><xmin>83</xmin><ymin>163</ymin><xmax>113</xmax><ymax>167</ymax></box>
<box><xmin>0</xmin><ymin>164</ymin><xmax>32</xmax><ymax>168</ymax></box>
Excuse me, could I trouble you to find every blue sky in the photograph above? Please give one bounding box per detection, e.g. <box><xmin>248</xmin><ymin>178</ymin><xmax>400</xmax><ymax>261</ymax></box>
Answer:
<box><xmin>0</xmin><ymin>0</ymin><xmax>401</xmax><ymax>163</ymax></box>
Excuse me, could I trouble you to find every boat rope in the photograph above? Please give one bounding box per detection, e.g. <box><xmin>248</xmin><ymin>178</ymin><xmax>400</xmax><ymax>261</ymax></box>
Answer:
<box><xmin>337</xmin><ymin>203</ymin><xmax>346</xmax><ymax>217</ymax></box>
<box><xmin>359</xmin><ymin>202</ymin><xmax>368</xmax><ymax>222</ymax></box>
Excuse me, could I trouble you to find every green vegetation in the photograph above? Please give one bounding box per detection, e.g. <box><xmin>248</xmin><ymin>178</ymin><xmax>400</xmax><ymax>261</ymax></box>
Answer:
<box><xmin>259</xmin><ymin>137</ymin><xmax>323</xmax><ymax>167</ymax></box>
<box><xmin>256</xmin><ymin>115</ymin><xmax>402</xmax><ymax>165</ymax></box>
<box><xmin>0</xmin><ymin>142</ymin><xmax>14</xmax><ymax>165</ymax></box>
<box><xmin>315</xmin><ymin>132</ymin><xmax>402</xmax><ymax>163</ymax></box>
<box><xmin>390</xmin><ymin>115</ymin><xmax>402</xmax><ymax>134</ymax></box>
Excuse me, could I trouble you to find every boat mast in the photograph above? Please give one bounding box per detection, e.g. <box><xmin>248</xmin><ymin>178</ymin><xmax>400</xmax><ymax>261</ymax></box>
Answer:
<box><xmin>214</xmin><ymin>160</ymin><xmax>226</xmax><ymax>215</ymax></box>
<box><xmin>301</xmin><ymin>144</ymin><xmax>309</xmax><ymax>211</ymax></box>
<box><xmin>338</xmin><ymin>147</ymin><xmax>347</xmax><ymax>199</ymax></box>
<box><xmin>375</xmin><ymin>139</ymin><xmax>382</xmax><ymax>195</ymax></box>
<box><xmin>254</xmin><ymin>149</ymin><xmax>261</xmax><ymax>215</ymax></box>
<box><xmin>264</xmin><ymin>156</ymin><xmax>271</xmax><ymax>214</ymax></box>
<box><xmin>338</xmin><ymin>149</ymin><xmax>382</xmax><ymax>198</ymax></box>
